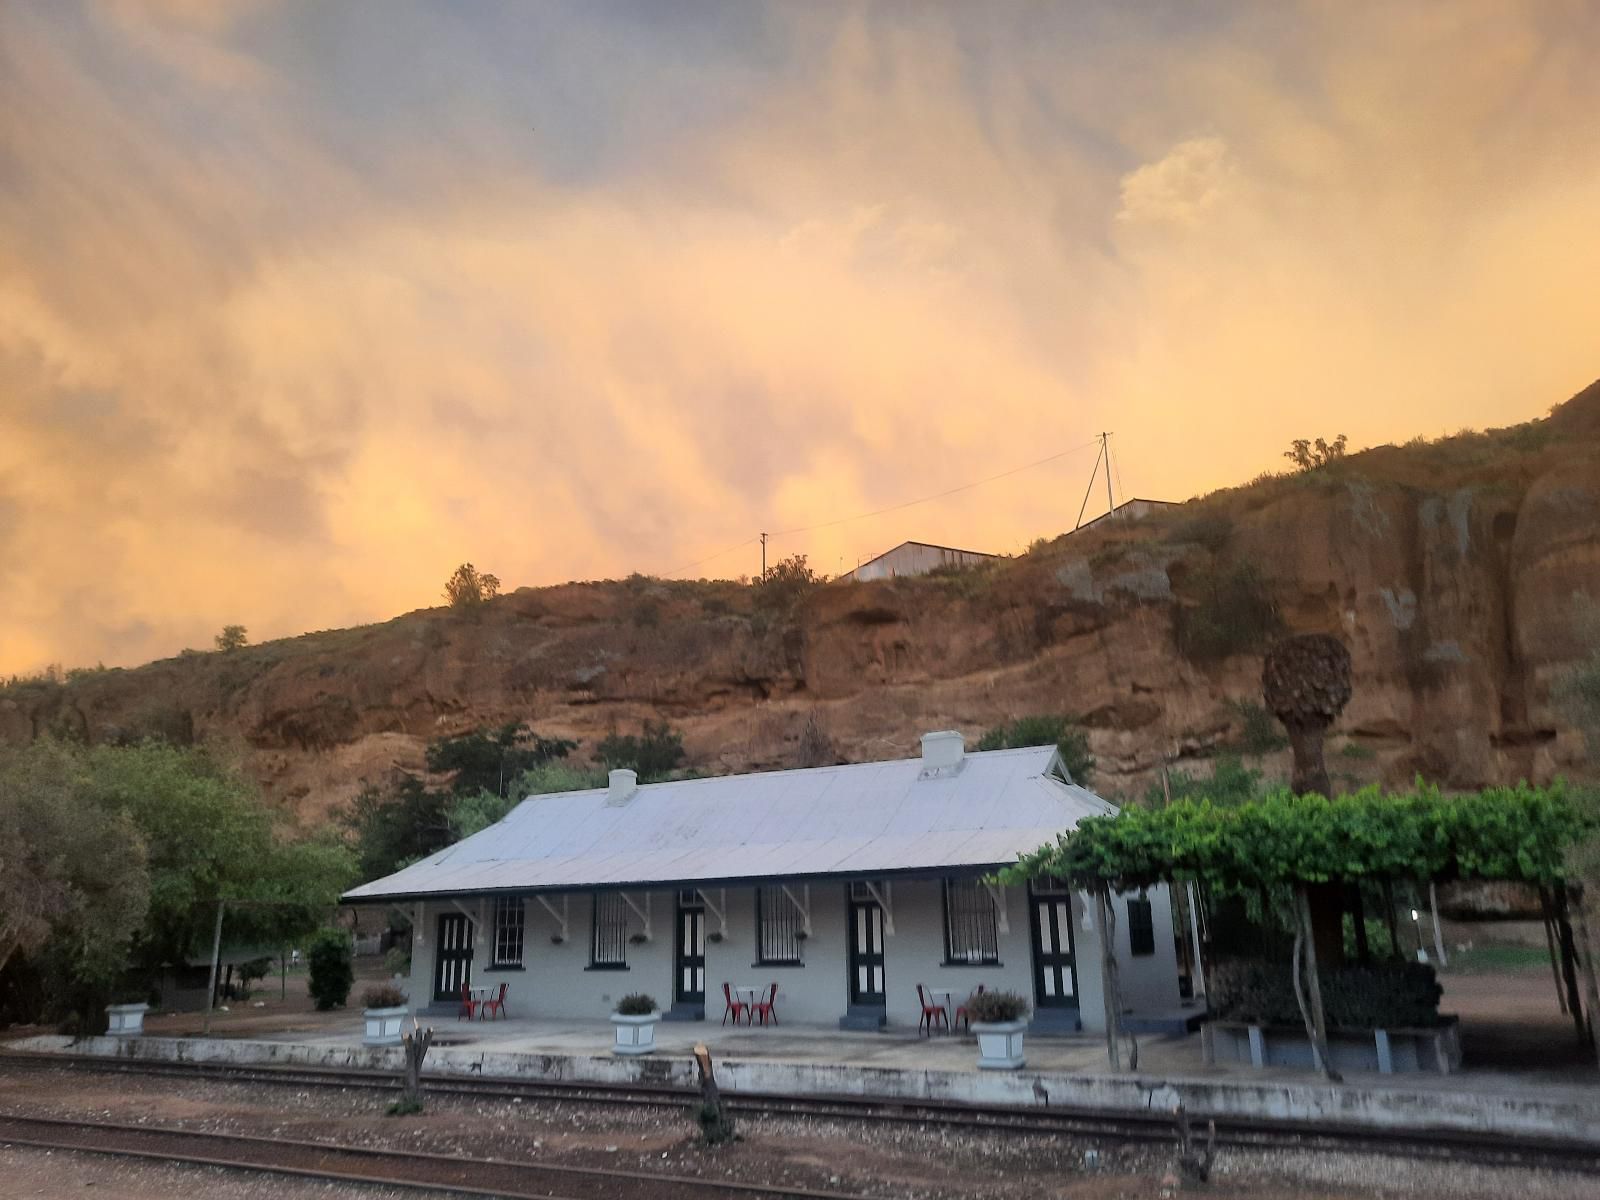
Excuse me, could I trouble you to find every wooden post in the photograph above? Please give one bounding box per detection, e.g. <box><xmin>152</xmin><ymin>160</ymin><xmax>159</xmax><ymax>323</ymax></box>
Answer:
<box><xmin>1295</xmin><ymin>885</ymin><xmax>1339</xmax><ymax>1083</ymax></box>
<box><xmin>202</xmin><ymin>900</ymin><xmax>225</xmax><ymax>1038</ymax></box>
<box><xmin>693</xmin><ymin>1043</ymin><xmax>735</xmax><ymax>1144</ymax></box>
<box><xmin>1095</xmin><ymin>886</ymin><xmax>1122</xmax><ymax>1072</ymax></box>
<box><xmin>1571</xmin><ymin>886</ymin><xmax>1600</xmax><ymax>1065</ymax></box>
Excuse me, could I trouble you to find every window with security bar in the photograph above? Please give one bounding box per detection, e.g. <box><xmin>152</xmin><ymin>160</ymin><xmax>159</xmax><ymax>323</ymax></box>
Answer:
<box><xmin>943</xmin><ymin>878</ymin><xmax>1000</xmax><ymax>964</ymax></box>
<box><xmin>591</xmin><ymin>892</ymin><xmax>627</xmax><ymax>967</ymax></box>
<box><xmin>757</xmin><ymin>886</ymin><xmax>802</xmax><ymax>964</ymax></box>
<box><xmin>492</xmin><ymin>895</ymin><xmax>525</xmax><ymax>967</ymax></box>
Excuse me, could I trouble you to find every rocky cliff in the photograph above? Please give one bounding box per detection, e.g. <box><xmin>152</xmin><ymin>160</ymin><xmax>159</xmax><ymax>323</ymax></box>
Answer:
<box><xmin>4</xmin><ymin>382</ymin><xmax>1597</xmax><ymax>819</ymax></box>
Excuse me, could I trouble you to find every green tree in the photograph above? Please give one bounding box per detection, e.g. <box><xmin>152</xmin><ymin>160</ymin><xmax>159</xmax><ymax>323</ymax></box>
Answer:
<box><xmin>446</xmin><ymin>761</ymin><xmax>610</xmax><ymax>838</ymax></box>
<box><xmin>1144</xmin><ymin>754</ymin><xmax>1267</xmax><ymax>808</ymax></box>
<box><xmin>214</xmin><ymin>625</ymin><xmax>249</xmax><ymax>651</ymax></box>
<box><xmin>444</xmin><ymin>562</ymin><xmax>500</xmax><ymax>609</ymax></box>
<box><xmin>425</xmin><ymin>723</ymin><xmax>575</xmax><ymax>797</ymax></box>
<box><xmin>344</xmin><ymin>774</ymin><xmax>454</xmax><ymax>882</ymax></box>
<box><xmin>976</xmin><ymin>715</ymin><xmax>1095</xmax><ymax>786</ymax></box>
<box><xmin>306</xmin><ymin>927</ymin><xmax>354</xmax><ymax>1010</ymax></box>
<box><xmin>596</xmin><ymin>720</ymin><xmax>686</xmax><ymax>782</ymax></box>
<box><xmin>754</xmin><ymin>554</ymin><xmax>822</xmax><ymax>611</ymax></box>
<box><xmin>1283</xmin><ymin>434</ymin><xmax>1348</xmax><ymax>472</ymax></box>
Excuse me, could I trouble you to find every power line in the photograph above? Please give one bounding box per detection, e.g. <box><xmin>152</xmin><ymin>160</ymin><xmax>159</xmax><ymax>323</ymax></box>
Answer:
<box><xmin>768</xmin><ymin>437</ymin><xmax>1102</xmax><ymax>540</ymax></box>
<box><xmin>662</xmin><ymin>536</ymin><xmax>758</xmax><ymax>579</ymax></box>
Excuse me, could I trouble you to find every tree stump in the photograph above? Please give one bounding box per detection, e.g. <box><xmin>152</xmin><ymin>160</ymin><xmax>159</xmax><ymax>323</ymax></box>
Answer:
<box><xmin>693</xmin><ymin>1043</ymin><xmax>736</xmax><ymax>1145</ymax></box>
<box><xmin>393</xmin><ymin>1023</ymin><xmax>433</xmax><ymax>1115</ymax></box>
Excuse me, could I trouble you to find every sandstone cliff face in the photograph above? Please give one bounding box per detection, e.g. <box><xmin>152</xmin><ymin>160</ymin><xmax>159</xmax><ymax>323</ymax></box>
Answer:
<box><xmin>3</xmin><ymin>384</ymin><xmax>1597</xmax><ymax>819</ymax></box>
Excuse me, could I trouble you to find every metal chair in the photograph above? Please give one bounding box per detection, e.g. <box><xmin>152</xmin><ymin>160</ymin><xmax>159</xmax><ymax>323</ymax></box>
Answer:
<box><xmin>954</xmin><ymin>983</ymin><xmax>985</xmax><ymax>1033</ymax></box>
<box><xmin>457</xmin><ymin>983</ymin><xmax>478</xmax><ymax>1020</ymax></box>
<box><xmin>721</xmin><ymin>982</ymin><xmax>749</xmax><ymax>1026</ymax></box>
<box><xmin>916</xmin><ymin>984</ymin><xmax>949</xmax><ymax>1036</ymax></box>
<box><xmin>481</xmin><ymin>981</ymin><xmax>508</xmax><ymax>1020</ymax></box>
<box><xmin>751</xmin><ymin>983</ymin><xmax>779</xmax><ymax>1026</ymax></box>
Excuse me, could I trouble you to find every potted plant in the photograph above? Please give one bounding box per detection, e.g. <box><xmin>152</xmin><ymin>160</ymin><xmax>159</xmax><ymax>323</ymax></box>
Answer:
<box><xmin>611</xmin><ymin>993</ymin><xmax>660</xmax><ymax>1056</ymax></box>
<box><xmin>966</xmin><ymin>989</ymin><xmax>1029</xmax><ymax>1070</ymax></box>
<box><xmin>362</xmin><ymin>983</ymin><xmax>409</xmax><ymax>1047</ymax></box>
<box><xmin>105</xmin><ymin>999</ymin><xmax>149</xmax><ymax>1038</ymax></box>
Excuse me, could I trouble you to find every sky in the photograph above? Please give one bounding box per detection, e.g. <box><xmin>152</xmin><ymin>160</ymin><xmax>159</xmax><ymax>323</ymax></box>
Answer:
<box><xmin>3</xmin><ymin>1</ymin><xmax>1599</xmax><ymax>674</ymax></box>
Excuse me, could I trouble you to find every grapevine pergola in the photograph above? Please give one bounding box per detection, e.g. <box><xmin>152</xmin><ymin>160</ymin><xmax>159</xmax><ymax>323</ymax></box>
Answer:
<box><xmin>1001</xmin><ymin>781</ymin><xmax>1599</xmax><ymax>1079</ymax></box>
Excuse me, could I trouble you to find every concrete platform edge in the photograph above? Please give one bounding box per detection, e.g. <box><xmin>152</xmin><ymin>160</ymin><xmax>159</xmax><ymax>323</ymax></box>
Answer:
<box><xmin>11</xmin><ymin>1034</ymin><xmax>1598</xmax><ymax>1145</ymax></box>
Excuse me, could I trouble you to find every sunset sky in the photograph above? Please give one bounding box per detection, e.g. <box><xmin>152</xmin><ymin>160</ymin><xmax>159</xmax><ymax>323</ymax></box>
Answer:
<box><xmin>3</xmin><ymin>1</ymin><xmax>1599</xmax><ymax>675</ymax></box>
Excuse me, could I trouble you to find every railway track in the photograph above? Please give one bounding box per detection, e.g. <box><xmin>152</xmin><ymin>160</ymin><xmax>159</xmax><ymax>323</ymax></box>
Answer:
<box><xmin>2</xmin><ymin>1050</ymin><xmax>1597</xmax><ymax>1177</ymax></box>
<box><xmin>0</xmin><ymin>1111</ymin><xmax>880</xmax><ymax>1200</ymax></box>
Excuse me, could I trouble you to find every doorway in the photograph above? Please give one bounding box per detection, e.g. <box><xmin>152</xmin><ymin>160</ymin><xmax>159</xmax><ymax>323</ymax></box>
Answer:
<box><xmin>1029</xmin><ymin>879</ymin><xmax>1078</xmax><ymax>1013</ymax></box>
<box><xmin>433</xmin><ymin>912</ymin><xmax>473</xmax><ymax>1002</ymax></box>
<box><xmin>674</xmin><ymin>891</ymin><xmax>706</xmax><ymax>1010</ymax></box>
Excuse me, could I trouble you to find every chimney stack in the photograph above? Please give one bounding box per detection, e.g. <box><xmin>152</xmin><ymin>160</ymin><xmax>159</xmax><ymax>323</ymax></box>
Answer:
<box><xmin>606</xmin><ymin>768</ymin><xmax>638</xmax><ymax>806</ymax></box>
<box><xmin>920</xmin><ymin>730</ymin><xmax>965</xmax><ymax>771</ymax></box>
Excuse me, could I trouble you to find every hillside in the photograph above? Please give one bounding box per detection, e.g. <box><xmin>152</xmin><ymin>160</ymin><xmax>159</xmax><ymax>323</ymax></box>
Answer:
<box><xmin>4</xmin><ymin>381</ymin><xmax>1598</xmax><ymax>818</ymax></box>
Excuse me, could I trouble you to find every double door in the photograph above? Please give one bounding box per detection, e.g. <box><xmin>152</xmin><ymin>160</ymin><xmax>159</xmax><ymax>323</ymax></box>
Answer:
<box><xmin>433</xmin><ymin>913</ymin><xmax>474</xmax><ymax>1002</ymax></box>
<box><xmin>675</xmin><ymin>892</ymin><xmax>706</xmax><ymax>1007</ymax></box>
<box><xmin>1029</xmin><ymin>880</ymin><xmax>1078</xmax><ymax>1009</ymax></box>
<box><xmin>848</xmin><ymin>883</ymin><xmax>886</xmax><ymax>1008</ymax></box>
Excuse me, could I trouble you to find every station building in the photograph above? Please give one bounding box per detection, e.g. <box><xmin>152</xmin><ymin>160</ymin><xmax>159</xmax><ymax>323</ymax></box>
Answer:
<box><xmin>343</xmin><ymin>732</ymin><xmax>1187</xmax><ymax>1033</ymax></box>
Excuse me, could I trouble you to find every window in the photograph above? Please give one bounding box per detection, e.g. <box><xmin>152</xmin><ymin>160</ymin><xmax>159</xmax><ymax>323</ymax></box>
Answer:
<box><xmin>492</xmin><ymin>895</ymin><xmax>525</xmax><ymax>967</ymax></box>
<box><xmin>591</xmin><ymin>892</ymin><xmax>627</xmax><ymax>967</ymax></box>
<box><xmin>757</xmin><ymin>886</ymin><xmax>802</xmax><ymax>964</ymax></box>
<box><xmin>943</xmin><ymin>878</ymin><xmax>999</xmax><ymax>964</ymax></box>
<box><xmin>1126</xmin><ymin>895</ymin><xmax>1155</xmax><ymax>957</ymax></box>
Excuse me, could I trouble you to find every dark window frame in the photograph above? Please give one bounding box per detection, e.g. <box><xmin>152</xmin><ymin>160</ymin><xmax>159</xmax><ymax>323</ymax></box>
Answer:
<box><xmin>491</xmin><ymin>894</ymin><xmax>526</xmax><ymax>968</ymax></box>
<box><xmin>1126</xmin><ymin>894</ymin><xmax>1156</xmax><ymax>957</ymax></box>
<box><xmin>941</xmin><ymin>877</ymin><xmax>1001</xmax><ymax>966</ymax></box>
<box><xmin>590</xmin><ymin>891</ymin><xmax>628</xmax><ymax>969</ymax></box>
<box><xmin>756</xmin><ymin>885</ymin><xmax>803</xmax><ymax>966</ymax></box>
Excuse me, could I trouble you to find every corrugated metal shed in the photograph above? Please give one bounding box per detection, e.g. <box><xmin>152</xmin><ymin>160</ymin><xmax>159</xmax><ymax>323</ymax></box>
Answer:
<box><xmin>343</xmin><ymin>745</ymin><xmax>1114</xmax><ymax>902</ymax></box>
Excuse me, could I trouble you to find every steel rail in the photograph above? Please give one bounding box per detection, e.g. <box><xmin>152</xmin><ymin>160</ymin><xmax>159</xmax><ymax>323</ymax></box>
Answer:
<box><xmin>3</xmin><ymin>1051</ymin><xmax>1597</xmax><ymax>1174</ymax></box>
<box><xmin>0</xmin><ymin>1111</ymin><xmax>880</xmax><ymax>1200</ymax></box>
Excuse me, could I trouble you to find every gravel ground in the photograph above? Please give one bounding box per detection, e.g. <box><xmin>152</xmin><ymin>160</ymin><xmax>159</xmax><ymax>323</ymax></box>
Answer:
<box><xmin>0</xmin><ymin>1063</ymin><xmax>1593</xmax><ymax>1200</ymax></box>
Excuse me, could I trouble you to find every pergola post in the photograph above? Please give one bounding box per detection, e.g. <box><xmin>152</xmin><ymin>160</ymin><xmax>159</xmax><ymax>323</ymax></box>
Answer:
<box><xmin>202</xmin><ymin>900</ymin><xmax>225</xmax><ymax>1038</ymax></box>
<box><xmin>1095</xmin><ymin>885</ymin><xmax>1122</xmax><ymax>1071</ymax></box>
<box><xmin>1294</xmin><ymin>885</ymin><xmax>1338</xmax><ymax>1083</ymax></box>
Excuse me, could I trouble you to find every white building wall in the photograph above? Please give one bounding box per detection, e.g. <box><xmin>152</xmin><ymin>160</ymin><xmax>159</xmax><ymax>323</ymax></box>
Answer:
<box><xmin>403</xmin><ymin>880</ymin><xmax>1181</xmax><ymax>1030</ymax></box>
<box><xmin>848</xmin><ymin>543</ymin><xmax>996</xmax><ymax>582</ymax></box>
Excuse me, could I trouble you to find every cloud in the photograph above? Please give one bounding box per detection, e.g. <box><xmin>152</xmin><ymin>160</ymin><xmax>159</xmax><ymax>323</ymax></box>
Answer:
<box><xmin>1</xmin><ymin>1</ymin><xmax>1598</xmax><ymax>672</ymax></box>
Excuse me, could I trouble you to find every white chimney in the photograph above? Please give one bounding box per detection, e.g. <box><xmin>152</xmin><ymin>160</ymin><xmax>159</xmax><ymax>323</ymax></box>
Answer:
<box><xmin>606</xmin><ymin>768</ymin><xmax>638</xmax><ymax>806</ymax></box>
<box><xmin>920</xmin><ymin>730</ymin><xmax>965</xmax><ymax>771</ymax></box>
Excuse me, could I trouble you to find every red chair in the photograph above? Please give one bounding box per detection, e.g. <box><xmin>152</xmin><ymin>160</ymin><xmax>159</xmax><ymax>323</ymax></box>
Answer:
<box><xmin>481</xmin><ymin>981</ymin><xmax>508</xmax><ymax>1020</ymax></box>
<box><xmin>954</xmin><ymin>984</ymin><xmax>985</xmax><ymax>1033</ymax></box>
<box><xmin>917</xmin><ymin>984</ymin><xmax>949</xmax><ymax>1036</ymax></box>
<box><xmin>751</xmin><ymin>983</ymin><xmax>779</xmax><ymax>1026</ymax></box>
<box><xmin>721</xmin><ymin>983</ymin><xmax>749</xmax><ymax>1026</ymax></box>
<box><xmin>457</xmin><ymin>983</ymin><xmax>478</xmax><ymax>1021</ymax></box>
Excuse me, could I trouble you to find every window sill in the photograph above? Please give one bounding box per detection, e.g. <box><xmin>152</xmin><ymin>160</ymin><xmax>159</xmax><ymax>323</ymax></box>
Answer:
<box><xmin>753</xmin><ymin>961</ymin><xmax>804</xmax><ymax>969</ymax></box>
<box><xmin>941</xmin><ymin>960</ymin><xmax>1002</xmax><ymax>968</ymax></box>
<box><xmin>584</xmin><ymin>964</ymin><xmax>630</xmax><ymax>972</ymax></box>
<box><xmin>483</xmin><ymin>965</ymin><xmax>524</xmax><ymax>972</ymax></box>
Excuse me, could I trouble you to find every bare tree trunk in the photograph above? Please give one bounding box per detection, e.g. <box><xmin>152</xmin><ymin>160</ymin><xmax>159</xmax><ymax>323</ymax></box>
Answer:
<box><xmin>1095</xmin><ymin>886</ymin><xmax>1122</xmax><ymax>1072</ymax></box>
<box><xmin>1541</xmin><ymin>888</ymin><xmax>1569</xmax><ymax>1015</ymax></box>
<box><xmin>1571</xmin><ymin>887</ymin><xmax>1600</xmax><ymax>1065</ymax></box>
<box><xmin>1348</xmin><ymin>883</ymin><xmax>1370</xmax><ymax>963</ymax></box>
<box><xmin>693</xmin><ymin>1043</ymin><xmax>736</xmax><ymax>1144</ymax></box>
<box><xmin>202</xmin><ymin>901</ymin><xmax>225</xmax><ymax>1038</ymax></box>
<box><xmin>1294</xmin><ymin>885</ymin><xmax>1340</xmax><ymax>1083</ymax></box>
<box><xmin>400</xmin><ymin>1024</ymin><xmax>433</xmax><ymax>1110</ymax></box>
<box><xmin>1381</xmin><ymin>879</ymin><xmax>1402</xmax><ymax>962</ymax></box>
<box><xmin>1553</xmin><ymin>884</ymin><xmax>1589</xmax><ymax>1044</ymax></box>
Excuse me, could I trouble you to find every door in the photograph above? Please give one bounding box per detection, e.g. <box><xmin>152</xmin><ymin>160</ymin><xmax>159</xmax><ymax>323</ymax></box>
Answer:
<box><xmin>848</xmin><ymin>883</ymin><xmax>886</xmax><ymax>1008</ymax></box>
<box><xmin>1029</xmin><ymin>879</ymin><xmax>1078</xmax><ymax>1009</ymax></box>
<box><xmin>433</xmin><ymin>912</ymin><xmax>474</xmax><ymax>1002</ymax></box>
<box><xmin>674</xmin><ymin>891</ymin><xmax>706</xmax><ymax>1009</ymax></box>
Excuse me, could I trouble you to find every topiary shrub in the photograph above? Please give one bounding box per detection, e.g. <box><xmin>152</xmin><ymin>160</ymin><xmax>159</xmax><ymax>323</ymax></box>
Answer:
<box><xmin>362</xmin><ymin>983</ymin><xmax>407</xmax><ymax>1009</ymax></box>
<box><xmin>964</xmin><ymin>989</ymin><xmax>1029</xmax><ymax>1024</ymax></box>
<box><xmin>307</xmin><ymin>928</ymin><xmax>354</xmax><ymax>1011</ymax></box>
<box><xmin>1209</xmin><ymin>958</ymin><xmax>1443</xmax><ymax>1029</ymax></box>
<box><xmin>615</xmin><ymin>993</ymin><xmax>658</xmax><ymax>1015</ymax></box>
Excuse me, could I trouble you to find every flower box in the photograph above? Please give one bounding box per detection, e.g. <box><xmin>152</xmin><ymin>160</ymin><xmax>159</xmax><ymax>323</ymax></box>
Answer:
<box><xmin>106</xmin><ymin>1002</ymin><xmax>148</xmax><ymax>1038</ymax></box>
<box><xmin>363</xmin><ymin>1005</ymin><xmax>409</xmax><ymax>1047</ymax></box>
<box><xmin>611</xmin><ymin>1012</ymin><xmax>661</xmax><ymax>1056</ymax></box>
<box><xmin>972</xmin><ymin>1019</ymin><xmax>1026</xmax><ymax>1070</ymax></box>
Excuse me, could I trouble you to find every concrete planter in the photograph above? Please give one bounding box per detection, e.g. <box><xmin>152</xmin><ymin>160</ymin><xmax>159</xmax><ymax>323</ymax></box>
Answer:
<box><xmin>972</xmin><ymin>1019</ymin><xmax>1026</xmax><ymax>1070</ymax></box>
<box><xmin>611</xmin><ymin>1012</ymin><xmax>661</xmax><ymax>1056</ymax></box>
<box><xmin>363</xmin><ymin>1005</ymin><xmax>409</xmax><ymax>1047</ymax></box>
<box><xmin>105</xmin><ymin>1002</ymin><xmax>148</xmax><ymax>1038</ymax></box>
<box><xmin>1202</xmin><ymin>1017</ymin><xmax>1462</xmax><ymax>1075</ymax></box>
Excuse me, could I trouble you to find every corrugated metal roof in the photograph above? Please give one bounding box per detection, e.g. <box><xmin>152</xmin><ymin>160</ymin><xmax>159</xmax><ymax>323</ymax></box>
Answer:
<box><xmin>342</xmin><ymin>745</ymin><xmax>1115</xmax><ymax>901</ymax></box>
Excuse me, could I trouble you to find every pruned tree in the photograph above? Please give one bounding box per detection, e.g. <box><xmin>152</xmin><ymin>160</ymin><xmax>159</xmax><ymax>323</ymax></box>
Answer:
<box><xmin>444</xmin><ymin>562</ymin><xmax>501</xmax><ymax>609</ymax></box>
<box><xmin>1262</xmin><ymin>633</ymin><xmax>1352</xmax><ymax>800</ymax></box>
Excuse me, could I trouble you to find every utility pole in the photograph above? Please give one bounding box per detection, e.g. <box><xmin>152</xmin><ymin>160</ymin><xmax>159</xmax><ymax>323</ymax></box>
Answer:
<box><xmin>1102</xmin><ymin>432</ymin><xmax>1114</xmax><ymax>516</ymax></box>
<box><xmin>760</xmin><ymin>532</ymin><xmax>768</xmax><ymax>580</ymax></box>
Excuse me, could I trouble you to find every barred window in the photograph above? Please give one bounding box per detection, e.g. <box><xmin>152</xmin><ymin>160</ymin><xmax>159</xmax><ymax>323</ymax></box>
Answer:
<box><xmin>591</xmin><ymin>892</ymin><xmax>627</xmax><ymax>967</ymax></box>
<box><xmin>492</xmin><ymin>896</ymin><xmax>525</xmax><ymax>967</ymax></box>
<box><xmin>1127</xmin><ymin>895</ymin><xmax>1155</xmax><ymax>957</ymax></box>
<box><xmin>943</xmin><ymin>878</ymin><xmax>999</xmax><ymax>964</ymax></box>
<box><xmin>757</xmin><ymin>886</ymin><xmax>802</xmax><ymax>964</ymax></box>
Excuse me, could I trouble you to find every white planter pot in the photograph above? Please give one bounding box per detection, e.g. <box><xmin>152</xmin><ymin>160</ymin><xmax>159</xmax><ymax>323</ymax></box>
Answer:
<box><xmin>972</xmin><ymin>1019</ymin><xmax>1026</xmax><ymax>1070</ymax></box>
<box><xmin>363</xmin><ymin>1005</ymin><xmax>409</xmax><ymax>1047</ymax></box>
<box><xmin>106</xmin><ymin>1002</ymin><xmax>148</xmax><ymax>1038</ymax></box>
<box><xmin>611</xmin><ymin>1012</ymin><xmax>661</xmax><ymax>1056</ymax></box>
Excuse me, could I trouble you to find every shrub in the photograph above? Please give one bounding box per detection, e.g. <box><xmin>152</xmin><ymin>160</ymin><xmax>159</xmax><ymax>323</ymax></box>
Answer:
<box><xmin>1173</xmin><ymin>562</ymin><xmax>1281</xmax><ymax>663</ymax></box>
<box><xmin>976</xmin><ymin>715</ymin><xmax>1095</xmax><ymax>786</ymax></box>
<box><xmin>1227</xmin><ymin>700</ymin><xmax>1287</xmax><ymax>754</ymax></box>
<box><xmin>964</xmin><ymin>989</ymin><xmax>1029</xmax><ymax>1023</ymax></box>
<box><xmin>383</xmin><ymin>946</ymin><xmax>412</xmax><ymax>977</ymax></box>
<box><xmin>444</xmin><ymin>562</ymin><xmax>500</xmax><ymax>609</ymax></box>
<box><xmin>1209</xmin><ymin>958</ymin><xmax>1443</xmax><ymax>1029</ymax></box>
<box><xmin>1284</xmin><ymin>434</ymin><xmax>1348</xmax><ymax>472</ymax></box>
<box><xmin>615</xmin><ymin>993</ymin><xmax>658</xmax><ymax>1015</ymax></box>
<box><xmin>307</xmin><ymin>928</ymin><xmax>354</xmax><ymax>1011</ymax></box>
<box><xmin>213</xmin><ymin>625</ymin><xmax>249</xmax><ymax>651</ymax></box>
<box><xmin>1165</xmin><ymin>513</ymin><xmax>1234</xmax><ymax>555</ymax></box>
<box><xmin>362</xmin><ymin>983</ymin><xmax>407</xmax><ymax>1009</ymax></box>
<box><xmin>754</xmin><ymin>554</ymin><xmax>823</xmax><ymax>613</ymax></box>
<box><xmin>597</xmin><ymin>720</ymin><xmax>686</xmax><ymax>782</ymax></box>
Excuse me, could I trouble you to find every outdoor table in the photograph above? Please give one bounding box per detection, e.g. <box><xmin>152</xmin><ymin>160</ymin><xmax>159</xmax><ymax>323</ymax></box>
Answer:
<box><xmin>925</xmin><ymin>986</ymin><xmax>958</xmax><ymax>1032</ymax></box>
<box><xmin>468</xmin><ymin>983</ymin><xmax>495</xmax><ymax>1018</ymax></box>
<box><xmin>733</xmin><ymin>985</ymin><xmax>765</xmax><ymax>1024</ymax></box>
